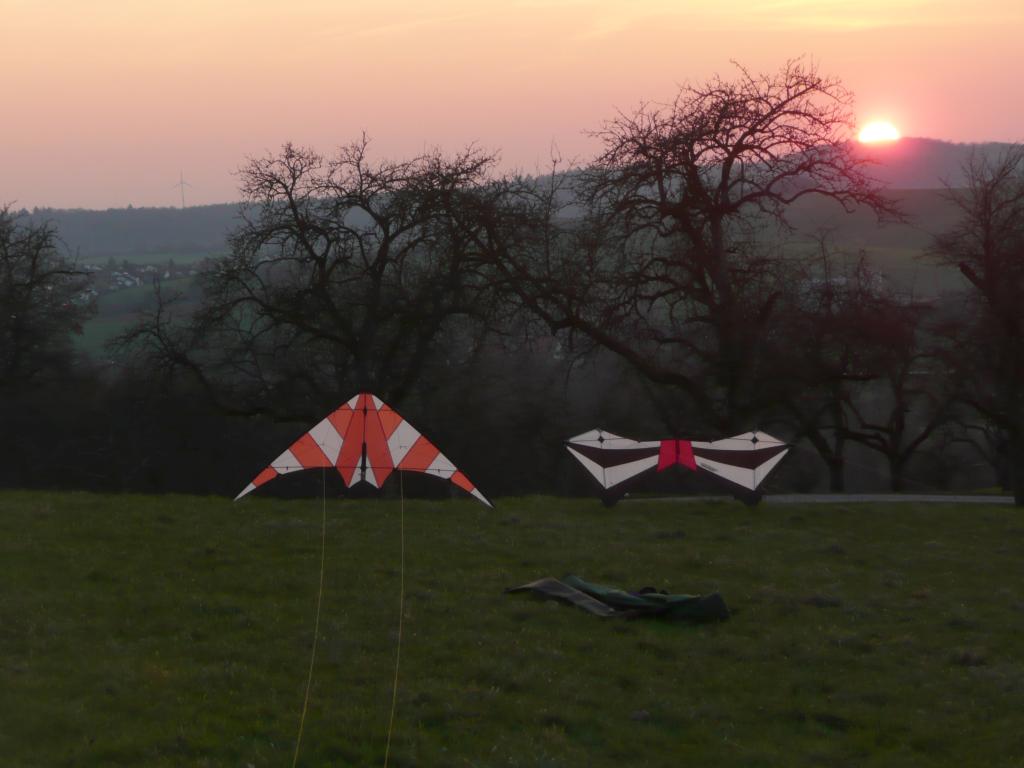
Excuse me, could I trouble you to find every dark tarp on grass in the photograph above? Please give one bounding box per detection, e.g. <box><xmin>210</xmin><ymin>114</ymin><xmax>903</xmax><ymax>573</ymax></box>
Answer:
<box><xmin>506</xmin><ymin>574</ymin><xmax>729</xmax><ymax>621</ymax></box>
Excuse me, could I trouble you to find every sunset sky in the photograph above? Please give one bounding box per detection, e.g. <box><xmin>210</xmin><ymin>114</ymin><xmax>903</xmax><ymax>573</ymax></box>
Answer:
<box><xmin>1</xmin><ymin>0</ymin><xmax>1021</xmax><ymax>209</ymax></box>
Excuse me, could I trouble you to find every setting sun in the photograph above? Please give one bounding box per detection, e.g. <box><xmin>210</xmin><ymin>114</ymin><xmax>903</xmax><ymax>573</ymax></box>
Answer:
<box><xmin>858</xmin><ymin>120</ymin><xmax>901</xmax><ymax>143</ymax></box>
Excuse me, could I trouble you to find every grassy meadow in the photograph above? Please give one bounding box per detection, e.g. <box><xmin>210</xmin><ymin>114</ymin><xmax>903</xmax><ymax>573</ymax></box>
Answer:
<box><xmin>1</xmin><ymin>491</ymin><xmax>1022</xmax><ymax>766</ymax></box>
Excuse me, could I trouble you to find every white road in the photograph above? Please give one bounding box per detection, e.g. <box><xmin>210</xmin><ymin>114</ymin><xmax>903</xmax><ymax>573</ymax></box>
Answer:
<box><xmin>764</xmin><ymin>493</ymin><xmax>1015</xmax><ymax>504</ymax></box>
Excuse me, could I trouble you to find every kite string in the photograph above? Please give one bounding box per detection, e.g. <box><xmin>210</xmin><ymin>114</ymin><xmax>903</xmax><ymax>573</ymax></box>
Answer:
<box><xmin>293</xmin><ymin>466</ymin><xmax>328</xmax><ymax>768</ymax></box>
<box><xmin>383</xmin><ymin>471</ymin><xmax>406</xmax><ymax>768</ymax></box>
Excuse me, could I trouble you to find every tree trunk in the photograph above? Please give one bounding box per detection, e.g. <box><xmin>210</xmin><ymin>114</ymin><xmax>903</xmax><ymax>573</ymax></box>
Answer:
<box><xmin>889</xmin><ymin>457</ymin><xmax>904</xmax><ymax>493</ymax></box>
<box><xmin>1011</xmin><ymin>433</ymin><xmax>1024</xmax><ymax>506</ymax></box>
<box><xmin>828</xmin><ymin>457</ymin><xmax>845</xmax><ymax>492</ymax></box>
<box><xmin>997</xmin><ymin>452</ymin><xmax>1011</xmax><ymax>492</ymax></box>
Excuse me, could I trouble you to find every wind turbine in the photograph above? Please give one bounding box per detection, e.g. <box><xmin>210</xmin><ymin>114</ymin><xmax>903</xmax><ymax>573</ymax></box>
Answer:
<box><xmin>173</xmin><ymin>170</ymin><xmax>193</xmax><ymax>209</ymax></box>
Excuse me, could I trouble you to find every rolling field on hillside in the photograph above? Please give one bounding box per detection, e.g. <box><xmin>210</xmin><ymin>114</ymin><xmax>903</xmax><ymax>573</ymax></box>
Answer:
<box><xmin>77</xmin><ymin>277</ymin><xmax>197</xmax><ymax>355</ymax></box>
<box><xmin>68</xmin><ymin>187</ymin><xmax>970</xmax><ymax>358</ymax></box>
<box><xmin>78</xmin><ymin>252</ymin><xmax>219</xmax><ymax>267</ymax></box>
<box><xmin>2</xmin><ymin>492</ymin><xmax>1022</xmax><ymax>766</ymax></box>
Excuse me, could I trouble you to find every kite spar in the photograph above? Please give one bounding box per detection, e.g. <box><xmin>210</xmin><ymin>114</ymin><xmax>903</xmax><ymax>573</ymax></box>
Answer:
<box><xmin>235</xmin><ymin>392</ymin><xmax>491</xmax><ymax>506</ymax></box>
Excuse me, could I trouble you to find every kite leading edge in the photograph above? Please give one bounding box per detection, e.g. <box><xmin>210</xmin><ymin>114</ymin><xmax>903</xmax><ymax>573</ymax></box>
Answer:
<box><xmin>235</xmin><ymin>392</ymin><xmax>491</xmax><ymax>507</ymax></box>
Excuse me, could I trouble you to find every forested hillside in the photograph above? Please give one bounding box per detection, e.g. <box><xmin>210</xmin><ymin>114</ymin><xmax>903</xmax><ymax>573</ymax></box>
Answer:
<box><xmin>25</xmin><ymin>203</ymin><xmax>237</xmax><ymax>259</ymax></box>
<box><xmin>22</xmin><ymin>139</ymin><xmax>1014</xmax><ymax>261</ymax></box>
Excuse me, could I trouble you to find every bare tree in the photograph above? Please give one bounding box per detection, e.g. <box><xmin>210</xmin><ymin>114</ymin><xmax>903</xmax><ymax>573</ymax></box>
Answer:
<box><xmin>930</xmin><ymin>144</ymin><xmax>1024</xmax><ymax>502</ymax></box>
<box><xmin>837</xmin><ymin>300</ymin><xmax>953</xmax><ymax>492</ymax></box>
<box><xmin>118</xmin><ymin>139</ymin><xmax>505</xmax><ymax>418</ymax></box>
<box><xmin>774</xmin><ymin>249</ymin><xmax>889</xmax><ymax>490</ymax></box>
<box><xmin>0</xmin><ymin>207</ymin><xmax>93</xmax><ymax>391</ymax></box>
<box><xmin>486</xmin><ymin>60</ymin><xmax>900</xmax><ymax>432</ymax></box>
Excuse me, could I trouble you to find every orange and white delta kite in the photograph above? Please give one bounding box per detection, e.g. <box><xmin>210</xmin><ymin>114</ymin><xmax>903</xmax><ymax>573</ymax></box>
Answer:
<box><xmin>235</xmin><ymin>392</ymin><xmax>491</xmax><ymax>506</ymax></box>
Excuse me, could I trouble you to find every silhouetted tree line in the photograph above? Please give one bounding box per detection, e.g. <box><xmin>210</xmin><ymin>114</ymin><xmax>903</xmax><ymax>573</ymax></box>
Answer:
<box><xmin>3</xmin><ymin>62</ymin><xmax>1023</xmax><ymax>502</ymax></box>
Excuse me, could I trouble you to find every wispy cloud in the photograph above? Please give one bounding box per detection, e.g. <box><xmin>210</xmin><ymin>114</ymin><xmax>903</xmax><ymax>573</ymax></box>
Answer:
<box><xmin>727</xmin><ymin>0</ymin><xmax>1019</xmax><ymax>30</ymax></box>
<box><xmin>534</xmin><ymin>0</ymin><xmax>1021</xmax><ymax>40</ymax></box>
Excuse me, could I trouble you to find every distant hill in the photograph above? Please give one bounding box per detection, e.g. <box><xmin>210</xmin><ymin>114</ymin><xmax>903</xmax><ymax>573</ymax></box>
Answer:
<box><xmin>25</xmin><ymin>203</ymin><xmax>240</xmax><ymax>261</ymax></box>
<box><xmin>785</xmin><ymin>187</ymin><xmax>957</xmax><ymax>250</ymax></box>
<box><xmin>782</xmin><ymin>137</ymin><xmax>1019</xmax><ymax>295</ymax></box>
<box><xmin>851</xmin><ymin>137</ymin><xmax>1016</xmax><ymax>190</ymax></box>
<box><xmin>783</xmin><ymin>188</ymin><xmax>967</xmax><ymax>295</ymax></box>
<box><xmin>20</xmin><ymin>139</ymin><xmax>1017</xmax><ymax>268</ymax></box>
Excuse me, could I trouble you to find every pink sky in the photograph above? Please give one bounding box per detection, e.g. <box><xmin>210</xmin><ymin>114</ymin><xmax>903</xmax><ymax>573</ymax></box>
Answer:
<box><xmin>2</xmin><ymin>0</ymin><xmax>1021</xmax><ymax>209</ymax></box>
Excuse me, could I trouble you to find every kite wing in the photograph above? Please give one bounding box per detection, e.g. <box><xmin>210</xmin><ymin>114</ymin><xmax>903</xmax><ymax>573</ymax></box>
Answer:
<box><xmin>566</xmin><ymin>429</ymin><xmax>788</xmax><ymax>496</ymax></box>
<box><xmin>564</xmin><ymin>429</ymin><xmax>663</xmax><ymax>492</ymax></box>
<box><xmin>689</xmin><ymin>431</ymin><xmax>789</xmax><ymax>492</ymax></box>
<box><xmin>235</xmin><ymin>392</ymin><xmax>491</xmax><ymax>506</ymax></box>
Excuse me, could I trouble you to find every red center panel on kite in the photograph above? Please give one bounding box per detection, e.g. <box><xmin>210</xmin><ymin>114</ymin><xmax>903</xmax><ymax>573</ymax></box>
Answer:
<box><xmin>235</xmin><ymin>392</ymin><xmax>491</xmax><ymax>506</ymax></box>
<box><xmin>565</xmin><ymin>429</ymin><xmax>789</xmax><ymax>503</ymax></box>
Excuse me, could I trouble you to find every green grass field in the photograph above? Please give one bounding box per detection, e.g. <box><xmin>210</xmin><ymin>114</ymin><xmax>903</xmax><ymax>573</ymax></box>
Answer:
<box><xmin>1</xmin><ymin>492</ymin><xmax>1022</xmax><ymax>766</ymax></box>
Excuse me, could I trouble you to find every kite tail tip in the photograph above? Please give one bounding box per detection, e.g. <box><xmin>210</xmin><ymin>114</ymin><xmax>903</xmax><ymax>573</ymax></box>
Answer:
<box><xmin>471</xmin><ymin>488</ymin><xmax>493</xmax><ymax>508</ymax></box>
<box><xmin>234</xmin><ymin>483</ymin><xmax>256</xmax><ymax>502</ymax></box>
